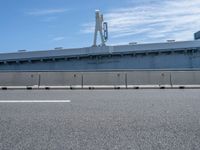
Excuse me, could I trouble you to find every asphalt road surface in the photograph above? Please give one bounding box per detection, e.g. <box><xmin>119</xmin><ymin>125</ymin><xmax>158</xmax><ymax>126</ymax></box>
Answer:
<box><xmin>0</xmin><ymin>89</ymin><xmax>200</xmax><ymax>150</ymax></box>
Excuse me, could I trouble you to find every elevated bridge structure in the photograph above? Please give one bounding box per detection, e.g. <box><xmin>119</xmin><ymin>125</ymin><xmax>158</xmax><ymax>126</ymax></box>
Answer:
<box><xmin>0</xmin><ymin>11</ymin><xmax>200</xmax><ymax>88</ymax></box>
<box><xmin>0</xmin><ymin>40</ymin><xmax>200</xmax><ymax>71</ymax></box>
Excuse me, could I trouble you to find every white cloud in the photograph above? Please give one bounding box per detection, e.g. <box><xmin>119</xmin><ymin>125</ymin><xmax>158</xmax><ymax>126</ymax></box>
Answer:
<box><xmin>27</xmin><ymin>9</ymin><xmax>68</xmax><ymax>16</ymax></box>
<box><xmin>81</xmin><ymin>0</ymin><xmax>200</xmax><ymax>43</ymax></box>
<box><xmin>52</xmin><ymin>37</ymin><xmax>65</xmax><ymax>41</ymax></box>
<box><xmin>42</xmin><ymin>16</ymin><xmax>57</xmax><ymax>22</ymax></box>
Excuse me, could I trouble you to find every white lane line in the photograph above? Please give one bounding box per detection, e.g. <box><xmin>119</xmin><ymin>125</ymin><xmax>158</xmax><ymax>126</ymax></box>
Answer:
<box><xmin>0</xmin><ymin>100</ymin><xmax>71</xmax><ymax>103</ymax></box>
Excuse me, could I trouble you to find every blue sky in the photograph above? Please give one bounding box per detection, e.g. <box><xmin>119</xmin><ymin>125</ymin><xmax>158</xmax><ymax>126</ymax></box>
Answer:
<box><xmin>0</xmin><ymin>0</ymin><xmax>200</xmax><ymax>53</ymax></box>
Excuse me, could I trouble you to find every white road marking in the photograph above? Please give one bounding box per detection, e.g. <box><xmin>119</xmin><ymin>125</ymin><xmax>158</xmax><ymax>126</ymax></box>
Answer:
<box><xmin>0</xmin><ymin>100</ymin><xmax>71</xmax><ymax>103</ymax></box>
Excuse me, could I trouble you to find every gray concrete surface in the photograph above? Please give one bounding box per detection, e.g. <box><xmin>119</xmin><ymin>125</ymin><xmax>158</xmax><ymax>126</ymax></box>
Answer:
<box><xmin>1</xmin><ymin>71</ymin><xmax>200</xmax><ymax>87</ymax></box>
<box><xmin>0</xmin><ymin>89</ymin><xmax>200</xmax><ymax>150</ymax></box>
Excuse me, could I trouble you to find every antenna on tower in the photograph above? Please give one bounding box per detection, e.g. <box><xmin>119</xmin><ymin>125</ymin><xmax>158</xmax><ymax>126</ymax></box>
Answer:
<box><xmin>93</xmin><ymin>10</ymin><xmax>108</xmax><ymax>47</ymax></box>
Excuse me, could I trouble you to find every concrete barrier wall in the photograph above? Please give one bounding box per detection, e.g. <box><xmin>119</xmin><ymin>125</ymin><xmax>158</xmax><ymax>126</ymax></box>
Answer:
<box><xmin>82</xmin><ymin>72</ymin><xmax>126</xmax><ymax>86</ymax></box>
<box><xmin>171</xmin><ymin>71</ymin><xmax>200</xmax><ymax>85</ymax></box>
<box><xmin>127</xmin><ymin>71</ymin><xmax>171</xmax><ymax>85</ymax></box>
<box><xmin>39</xmin><ymin>72</ymin><xmax>82</xmax><ymax>86</ymax></box>
<box><xmin>0</xmin><ymin>71</ymin><xmax>199</xmax><ymax>87</ymax></box>
<box><xmin>0</xmin><ymin>72</ymin><xmax>39</xmax><ymax>86</ymax></box>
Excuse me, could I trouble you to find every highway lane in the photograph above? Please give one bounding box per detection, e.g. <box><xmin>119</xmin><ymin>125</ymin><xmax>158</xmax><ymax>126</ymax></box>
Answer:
<box><xmin>0</xmin><ymin>89</ymin><xmax>200</xmax><ymax>150</ymax></box>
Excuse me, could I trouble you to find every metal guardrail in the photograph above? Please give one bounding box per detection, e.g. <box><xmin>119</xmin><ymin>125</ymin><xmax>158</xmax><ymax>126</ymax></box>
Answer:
<box><xmin>0</xmin><ymin>71</ymin><xmax>199</xmax><ymax>89</ymax></box>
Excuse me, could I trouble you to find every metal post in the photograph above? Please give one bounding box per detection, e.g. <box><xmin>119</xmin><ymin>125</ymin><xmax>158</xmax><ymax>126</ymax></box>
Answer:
<box><xmin>81</xmin><ymin>74</ymin><xmax>84</xmax><ymax>89</ymax></box>
<box><xmin>38</xmin><ymin>74</ymin><xmax>41</xmax><ymax>88</ymax></box>
<box><xmin>125</xmin><ymin>73</ymin><xmax>128</xmax><ymax>89</ymax></box>
<box><xmin>170</xmin><ymin>73</ymin><xmax>173</xmax><ymax>87</ymax></box>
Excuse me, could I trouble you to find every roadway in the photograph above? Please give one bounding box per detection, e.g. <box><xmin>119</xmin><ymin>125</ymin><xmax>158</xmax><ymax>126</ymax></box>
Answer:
<box><xmin>0</xmin><ymin>89</ymin><xmax>200</xmax><ymax>150</ymax></box>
